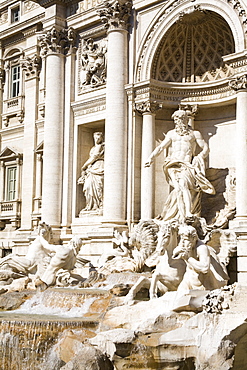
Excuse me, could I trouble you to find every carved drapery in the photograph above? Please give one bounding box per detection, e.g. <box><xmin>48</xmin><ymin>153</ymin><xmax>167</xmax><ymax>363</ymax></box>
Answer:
<box><xmin>96</xmin><ymin>0</ymin><xmax>132</xmax><ymax>30</ymax></box>
<box><xmin>39</xmin><ymin>26</ymin><xmax>77</xmax><ymax>56</ymax></box>
<box><xmin>21</xmin><ymin>54</ymin><xmax>42</xmax><ymax>79</ymax></box>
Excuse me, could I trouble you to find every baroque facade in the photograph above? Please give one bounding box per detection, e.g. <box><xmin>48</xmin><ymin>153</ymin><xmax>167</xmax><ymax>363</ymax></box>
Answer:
<box><xmin>0</xmin><ymin>0</ymin><xmax>246</xmax><ymax>281</ymax></box>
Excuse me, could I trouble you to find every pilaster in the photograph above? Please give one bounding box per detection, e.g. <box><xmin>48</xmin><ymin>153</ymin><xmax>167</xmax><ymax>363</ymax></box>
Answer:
<box><xmin>20</xmin><ymin>54</ymin><xmax>41</xmax><ymax>230</ymax></box>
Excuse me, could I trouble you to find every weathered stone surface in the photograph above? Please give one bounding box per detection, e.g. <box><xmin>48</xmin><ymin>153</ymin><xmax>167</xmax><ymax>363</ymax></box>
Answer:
<box><xmin>89</xmin><ymin>329</ymin><xmax>136</xmax><ymax>359</ymax></box>
<box><xmin>0</xmin><ymin>290</ymin><xmax>34</xmax><ymax>310</ymax></box>
<box><xmin>7</xmin><ymin>276</ymin><xmax>30</xmax><ymax>292</ymax></box>
<box><xmin>101</xmin><ymin>291</ymin><xmax>195</xmax><ymax>332</ymax></box>
<box><xmin>60</xmin><ymin>345</ymin><xmax>114</xmax><ymax>370</ymax></box>
<box><xmin>54</xmin><ymin>329</ymin><xmax>96</xmax><ymax>364</ymax></box>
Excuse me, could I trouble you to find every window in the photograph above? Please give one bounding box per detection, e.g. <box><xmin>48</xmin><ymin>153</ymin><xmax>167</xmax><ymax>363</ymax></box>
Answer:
<box><xmin>11</xmin><ymin>6</ymin><xmax>20</xmax><ymax>23</ymax></box>
<box><xmin>2</xmin><ymin>249</ymin><xmax>12</xmax><ymax>257</ymax></box>
<box><xmin>11</xmin><ymin>65</ymin><xmax>20</xmax><ymax>98</ymax></box>
<box><xmin>6</xmin><ymin>166</ymin><xmax>17</xmax><ymax>201</ymax></box>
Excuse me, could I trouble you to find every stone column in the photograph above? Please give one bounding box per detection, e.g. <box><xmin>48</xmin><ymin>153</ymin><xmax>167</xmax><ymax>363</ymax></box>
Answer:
<box><xmin>20</xmin><ymin>54</ymin><xmax>41</xmax><ymax>229</ymax></box>
<box><xmin>39</xmin><ymin>27</ymin><xmax>76</xmax><ymax>227</ymax></box>
<box><xmin>61</xmin><ymin>30</ymin><xmax>77</xmax><ymax>233</ymax></box>
<box><xmin>136</xmin><ymin>101</ymin><xmax>162</xmax><ymax>219</ymax></box>
<box><xmin>97</xmin><ymin>0</ymin><xmax>132</xmax><ymax>224</ymax></box>
<box><xmin>229</xmin><ymin>75</ymin><xmax>247</xmax><ymax>283</ymax></box>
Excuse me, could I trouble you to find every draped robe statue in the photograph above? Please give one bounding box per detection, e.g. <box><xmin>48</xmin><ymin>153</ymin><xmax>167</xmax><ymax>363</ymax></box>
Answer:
<box><xmin>78</xmin><ymin>132</ymin><xmax>104</xmax><ymax>213</ymax></box>
<box><xmin>145</xmin><ymin>109</ymin><xmax>215</xmax><ymax>221</ymax></box>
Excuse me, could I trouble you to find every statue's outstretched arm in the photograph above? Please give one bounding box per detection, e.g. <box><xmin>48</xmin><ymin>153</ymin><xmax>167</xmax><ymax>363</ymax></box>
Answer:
<box><xmin>144</xmin><ymin>134</ymin><xmax>172</xmax><ymax>167</ymax></box>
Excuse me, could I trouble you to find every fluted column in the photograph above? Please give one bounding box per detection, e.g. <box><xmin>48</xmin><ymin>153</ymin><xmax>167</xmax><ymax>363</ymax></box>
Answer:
<box><xmin>230</xmin><ymin>74</ymin><xmax>247</xmax><ymax>283</ymax></box>
<box><xmin>20</xmin><ymin>54</ymin><xmax>41</xmax><ymax>229</ymax></box>
<box><xmin>39</xmin><ymin>27</ymin><xmax>76</xmax><ymax>227</ymax></box>
<box><xmin>136</xmin><ymin>101</ymin><xmax>162</xmax><ymax>219</ymax></box>
<box><xmin>97</xmin><ymin>0</ymin><xmax>132</xmax><ymax>224</ymax></box>
<box><xmin>61</xmin><ymin>30</ymin><xmax>77</xmax><ymax>232</ymax></box>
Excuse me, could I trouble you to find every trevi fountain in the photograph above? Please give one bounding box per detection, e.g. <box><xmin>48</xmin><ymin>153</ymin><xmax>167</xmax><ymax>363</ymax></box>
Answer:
<box><xmin>0</xmin><ymin>109</ymin><xmax>245</xmax><ymax>370</ymax></box>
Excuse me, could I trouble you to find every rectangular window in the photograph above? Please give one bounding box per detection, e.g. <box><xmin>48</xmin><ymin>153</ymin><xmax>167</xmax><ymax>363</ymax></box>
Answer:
<box><xmin>11</xmin><ymin>6</ymin><xmax>20</xmax><ymax>23</ymax></box>
<box><xmin>11</xmin><ymin>65</ymin><xmax>20</xmax><ymax>98</ymax></box>
<box><xmin>2</xmin><ymin>249</ymin><xmax>12</xmax><ymax>258</ymax></box>
<box><xmin>6</xmin><ymin>166</ymin><xmax>17</xmax><ymax>201</ymax></box>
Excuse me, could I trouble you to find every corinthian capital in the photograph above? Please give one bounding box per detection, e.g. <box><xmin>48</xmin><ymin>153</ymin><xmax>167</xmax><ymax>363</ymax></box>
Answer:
<box><xmin>21</xmin><ymin>54</ymin><xmax>42</xmax><ymax>79</ymax></box>
<box><xmin>229</xmin><ymin>74</ymin><xmax>247</xmax><ymax>91</ymax></box>
<box><xmin>135</xmin><ymin>100</ymin><xmax>163</xmax><ymax>115</ymax></box>
<box><xmin>39</xmin><ymin>27</ymin><xmax>77</xmax><ymax>56</ymax></box>
<box><xmin>96</xmin><ymin>0</ymin><xmax>132</xmax><ymax>31</ymax></box>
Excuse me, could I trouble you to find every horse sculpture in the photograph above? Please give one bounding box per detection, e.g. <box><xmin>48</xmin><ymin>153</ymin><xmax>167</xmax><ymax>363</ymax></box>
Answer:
<box><xmin>125</xmin><ymin>220</ymin><xmax>186</xmax><ymax>302</ymax></box>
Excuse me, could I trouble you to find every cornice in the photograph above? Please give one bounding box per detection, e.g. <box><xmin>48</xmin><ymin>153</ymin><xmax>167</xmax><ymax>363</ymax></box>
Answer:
<box><xmin>0</xmin><ymin>14</ymin><xmax>44</xmax><ymax>41</ymax></box>
<box><xmin>133</xmin><ymin>78</ymin><xmax>236</xmax><ymax>105</ymax></box>
<box><xmin>33</xmin><ymin>0</ymin><xmax>79</xmax><ymax>7</ymax></box>
<box><xmin>71</xmin><ymin>94</ymin><xmax>106</xmax><ymax>117</ymax></box>
<box><xmin>0</xmin><ymin>124</ymin><xmax>24</xmax><ymax>136</ymax></box>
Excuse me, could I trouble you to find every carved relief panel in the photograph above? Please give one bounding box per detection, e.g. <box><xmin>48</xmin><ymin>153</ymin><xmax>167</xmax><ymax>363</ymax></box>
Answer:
<box><xmin>79</xmin><ymin>37</ymin><xmax>107</xmax><ymax>91</ymax></box>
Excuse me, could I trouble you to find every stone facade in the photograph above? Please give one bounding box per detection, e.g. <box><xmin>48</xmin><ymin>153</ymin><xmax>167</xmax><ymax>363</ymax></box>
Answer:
<box><xmin>0</xmin><ymin>0</ymin><xmax>246</xmax><ymax>279</ymax></box>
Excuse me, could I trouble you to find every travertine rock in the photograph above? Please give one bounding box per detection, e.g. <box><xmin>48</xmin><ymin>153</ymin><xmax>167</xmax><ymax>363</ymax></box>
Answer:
<box><xmin>60</xmin><ymin>345</ymin><xmax>114</xmax><ymax>370</ymax></box>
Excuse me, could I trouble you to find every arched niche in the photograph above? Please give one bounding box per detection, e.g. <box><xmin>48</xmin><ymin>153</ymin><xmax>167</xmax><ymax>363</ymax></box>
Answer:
<box><xmin>136</xmin><ymin>0</ymin><xmax>245</xmax><ymax>82</ymax></box>
<box><xmin>152</xmin><ymin>10</ymin><xmax>235</xmax><ymax>84</ymax></box>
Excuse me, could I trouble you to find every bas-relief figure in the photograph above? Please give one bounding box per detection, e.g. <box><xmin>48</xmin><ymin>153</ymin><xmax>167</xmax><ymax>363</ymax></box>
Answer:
<box><xmin>80</xmin><ymin>38</ymin><xmax>107</xmax><ymax>88</ymax></box>
<box><xmin>145</xmin><ymin>109</ymin><xmax>215</xmax><ymax>221</ymax></box>
<box><xmin>78</xmin><ymin>132</ymin><xmax>104</xmax><ymax>214</ymax></box>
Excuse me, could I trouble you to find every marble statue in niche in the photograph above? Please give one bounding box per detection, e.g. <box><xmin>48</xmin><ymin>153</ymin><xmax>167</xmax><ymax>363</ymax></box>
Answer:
<box><xmin>78</xmin><ymin>132</ymin><xmax>104</xmax><ymax>214</ymax></box>
<box><xmin>80</xmin><ymin>38</ymin><xmax>107</xmax><ymax>88</ymax></box>
<box><xmin>145</xmin><ymin>109</ymin><xmax>215</xmax><ymax>221</ymax></box>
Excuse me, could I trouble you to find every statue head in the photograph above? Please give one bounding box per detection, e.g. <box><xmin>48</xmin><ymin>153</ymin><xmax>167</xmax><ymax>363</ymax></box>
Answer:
<box><xmin>93</xmin><ymin>131</ymin><xmax>104</xmax><ymax>144</ymax></box>
<box><xmin>178</xmin><ymin>225</ymin><xmax>198</xmax><ymax>239</ymax></box>
<box><xmin>69</xmin><ymin>236</ymin><xmax>83</xmax><ymax>254</ymax></box>
<box><xmin>173</xmin><ymin>225</ymin><xmax>198</xmax><ymax>259</ymax></box>
<box><xmin>171</xmin><ymin>109</ymin><xmax>189</xmax><ymax>134</ymax></box>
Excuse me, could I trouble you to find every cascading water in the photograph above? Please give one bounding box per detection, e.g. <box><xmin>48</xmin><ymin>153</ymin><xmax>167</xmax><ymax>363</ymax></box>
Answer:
<box><xmin>0</xmin><ymin>288</ymin><xmax>113</xmax><ymax>370</ymax></box>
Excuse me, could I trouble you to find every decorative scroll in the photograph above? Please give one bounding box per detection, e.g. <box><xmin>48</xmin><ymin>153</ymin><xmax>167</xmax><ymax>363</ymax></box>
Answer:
<box><xmin>229</xmin><ymin>74</ymin><xmax>247</xmax><ymax>91</ymax></box>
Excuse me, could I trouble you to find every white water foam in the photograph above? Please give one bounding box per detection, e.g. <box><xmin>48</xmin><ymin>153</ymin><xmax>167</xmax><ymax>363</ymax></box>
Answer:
<box><xmin>13</xmin><ymin>293</ymin><xmax>96</xmax><ymax>318</ymax></box>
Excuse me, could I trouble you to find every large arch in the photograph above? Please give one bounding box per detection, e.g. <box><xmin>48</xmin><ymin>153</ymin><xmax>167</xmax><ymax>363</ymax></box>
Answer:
<box><xmin>136</xmin><ymin>0</ymin><xmax>246</xmax><ymax>82</ymax></box>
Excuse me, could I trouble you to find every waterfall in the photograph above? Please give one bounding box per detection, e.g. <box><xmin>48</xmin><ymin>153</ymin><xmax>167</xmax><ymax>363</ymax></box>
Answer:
<box><xmin>0</xmin><ymin>287</ymin><xmax>113</xmax><ymax>369</ymax></box>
